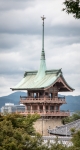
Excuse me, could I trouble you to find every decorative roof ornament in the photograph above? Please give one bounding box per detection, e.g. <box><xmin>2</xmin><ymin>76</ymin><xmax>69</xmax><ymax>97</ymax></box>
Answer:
<box><xmin>41</xmin><ymin>15</ymin><xmax>46</xmax><ymax>52</ymax></box>
<box><xmin>35</xmin><ymin>15</ymin><xmax>46</xmax><ymax>81</ymax></box>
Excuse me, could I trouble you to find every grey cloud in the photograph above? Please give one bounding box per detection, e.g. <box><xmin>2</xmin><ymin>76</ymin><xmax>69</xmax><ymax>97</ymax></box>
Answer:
<box><xmin>0</xmin><ymin>17</ymin><xmax>80</xmax><ymax>37</ymax></box>
<box><xmin>45</xmin><ymin>36</ymin><xmax>80</xmax><ymax>50</ymax></box>
<box><xmin>0</xmin><ymin>4</ymin><xmax>80</xmax><ymax>38</ymax></box>
<box><xmin>0</xmin><ymin>31</ymin><xmax>80</xmax><ymax>55</ymax></box>
<box><xmin>0</xmin><ymin>34</ymin><xmax>22</xmax><ymax>50</ymax></box>
<box><xmin>0</xmin><ymin>70</ymin><xmax>23</xmax><ymax>76</ymax></box>
<box><xmin>45</xmin><ymin>25</ymin><xmax>80</xmax><ymax>37</ymax></box>
<box><xmin>0</xmin><ymin>34</ymin><xmax>42</xmax><ymax>53</ymax></box>
<box><xmin>12</xmin><ymin>24</ymin><xmax>80</xmax><ymax>36</ymax></box>
<box><xmin>0</xmin><ymin>0</ymin><xmax>35</xmax><ymax>11</ymax></box>
<box><xmin>0</xmin><ymin>52</ymin><xmax>39</xmax><ymax>76</ymax></box>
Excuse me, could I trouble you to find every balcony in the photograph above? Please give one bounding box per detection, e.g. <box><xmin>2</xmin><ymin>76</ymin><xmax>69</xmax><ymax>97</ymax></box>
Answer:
<box><xmin>20</xmin><ymin>96</ymin><xmax>66</xmax><ymax>104</ymax></box>
<box><xmin>19</xmin><ymin>110</ymin><xmax>70</xmax><ymax>117</ymax></box>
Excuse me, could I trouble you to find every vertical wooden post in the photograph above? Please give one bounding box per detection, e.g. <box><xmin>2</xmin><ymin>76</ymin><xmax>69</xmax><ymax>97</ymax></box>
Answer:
<box><xmin>37</xmin><ymin>104</ymin><xmax>39</xmax><ymax>113</ymax></box>
<box><xmin>31</xmin><ymin>104</ymin><xmax>32</xmax><ymax>113</ymax></box>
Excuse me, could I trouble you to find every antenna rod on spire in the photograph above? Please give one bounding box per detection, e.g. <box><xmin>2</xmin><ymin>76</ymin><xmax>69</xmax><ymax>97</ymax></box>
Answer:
<box><xmin>41</xmin><ymin>15</ymin><xmax>46</xmax><ymax>51</ymax></box>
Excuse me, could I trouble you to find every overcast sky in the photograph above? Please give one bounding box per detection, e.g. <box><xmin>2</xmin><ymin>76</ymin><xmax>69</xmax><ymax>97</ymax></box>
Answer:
<box><xmin>0</xmin><ymin>0</ymin><xmax>80</xmax><ymax>97</ymax></box>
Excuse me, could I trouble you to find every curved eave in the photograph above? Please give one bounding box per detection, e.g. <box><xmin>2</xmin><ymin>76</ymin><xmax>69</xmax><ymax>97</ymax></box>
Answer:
<box><xmin>10</xmin><ymin>87</ymin><xmax>44</xmax><ymax>91</ymax></box>
<box><xmin>61</xmin><ymin>74</ymin><xmax>74</xmax><ymax>91</ymax></box>
<box><xmin>41</xmin><ymin>74</ymin><xmax>74</xmax><ymax>92</ymax></box>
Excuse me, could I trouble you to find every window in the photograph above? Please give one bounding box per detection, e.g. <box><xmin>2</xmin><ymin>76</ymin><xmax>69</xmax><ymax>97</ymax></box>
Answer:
<box><xmin>45</xmin><ymin>92</ymin><xmax>48</xmax><ymax>95</ymax></box>
<box><xmin>50</xmin><ymin>106</ymin><xmax>54</xmax><ymax>110</ymax></box>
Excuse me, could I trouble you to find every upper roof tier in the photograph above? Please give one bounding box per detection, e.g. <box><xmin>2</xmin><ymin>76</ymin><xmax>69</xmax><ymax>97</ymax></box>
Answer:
<box><xmin>11</xmin><ymin>16</ymin><xmax>74</xmax><ymax>92</ymax></box>
<box><xmin>11</xmin><ymin>69</ymin><xmax>74</xmax><ymax>91</ymax></box>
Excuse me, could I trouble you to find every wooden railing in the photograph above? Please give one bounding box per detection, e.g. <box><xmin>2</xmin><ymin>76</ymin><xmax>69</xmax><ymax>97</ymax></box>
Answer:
<box><xmin>20</xmin><ymin>96</ymin><xmax>66</xmax><ymax>104</ymax></box>
<box><xmin>19</xmin><ymin>110</ymin><xmax>70</xmax><ymax>117</ymax></box>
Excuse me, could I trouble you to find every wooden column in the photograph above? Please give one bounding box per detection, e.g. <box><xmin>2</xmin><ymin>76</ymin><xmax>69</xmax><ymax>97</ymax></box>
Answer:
<box><xmin>31</xmin><ymin>104</ymin><xmax>32</xmax><ymax>113</ymax></box>
<box><xmin>38</xmin><ymin>92</ymin><xmax>40</xmax><ymax>98</ymax></box>
<box><xmin>25</xmin><ymin>105</ymin><xmax>27</xmax><ymax>113</ymax></box>
<box><xmin>58</xmin><ymin>105</ymin><xmax>60</xmax><ymax>111</ymax></box>
<box><xmin>36</xmin><ymin>93</ymin><xmax>38</xmax><ymax>98</ymax></box>
<box><xmin>27</xmin><ymin>91</ymin><xmax>29</xmax><ymax>97</ymax></box>
<box><xmin>37</xmin><ymin>104</ymin><xmax>40</xmax><ymax>113</ymax></box>
<box><xmin>43</xmin><ymin>104</ymin><xmax>45</xmax><ymax>113</ymax></box>
<box><xmin>54</xmin><ymin>105</ymin><xmax>56</xmax><ymax>112</ymax></box>
<box><xmin>48</xmin><ymin>92</ymin><xmax>50</xmax><ymax>97</ymax></box>
<box><xmin>32</xmin><ymin>93</ymin><xmax>34</xmax><ymax>98</ymax></box>
<box><xmin>48</xmin><ymin>104</ymin><xmax>50</xmax><ymax>113</ymax></box>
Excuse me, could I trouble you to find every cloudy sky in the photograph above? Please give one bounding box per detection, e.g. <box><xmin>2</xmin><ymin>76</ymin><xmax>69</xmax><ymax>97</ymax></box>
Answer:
<box><xmin>0</xmin><ymin>0</ymin><xmax>80</xmax><ymax>97</ymax></box>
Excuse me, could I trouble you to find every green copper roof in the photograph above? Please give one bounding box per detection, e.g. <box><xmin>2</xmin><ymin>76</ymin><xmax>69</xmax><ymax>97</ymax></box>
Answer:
<box><xmin>11</xmin><ymin>69</ymin><xmax>74</xmax><ymax>91</ymax></box>
<box><xmin>35</xmin><ymin>50</ymin><xmax>46</xmax><ymax>81</ymax></box>
<box><xmin>11</xmin><ymin>69</ymin><xmax>62</xmax><ymax>90</ymax></box>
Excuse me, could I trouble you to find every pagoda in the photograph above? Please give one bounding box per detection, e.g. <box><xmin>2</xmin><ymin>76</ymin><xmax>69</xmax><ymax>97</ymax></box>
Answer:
<box><xmin>11</xmin><ymin>16</ymin><xmax>74</xmax><ymax>135</ymax></box>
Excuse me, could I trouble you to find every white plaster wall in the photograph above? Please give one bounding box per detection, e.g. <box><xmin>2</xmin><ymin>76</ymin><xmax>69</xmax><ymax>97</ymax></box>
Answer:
<box><xmin>34</xmin><ymin>118</ymin><xmax>62</xmax><ymax>135</ymax></box>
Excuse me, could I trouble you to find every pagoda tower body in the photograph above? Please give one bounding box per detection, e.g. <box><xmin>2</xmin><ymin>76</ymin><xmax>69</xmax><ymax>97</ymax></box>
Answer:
<box><xmin>11</xmin><ymin>16</ymin><xmax>74</xmax><ymax>135</ymax></box>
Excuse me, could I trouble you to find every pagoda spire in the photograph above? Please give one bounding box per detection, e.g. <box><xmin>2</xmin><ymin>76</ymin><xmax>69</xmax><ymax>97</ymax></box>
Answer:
<box><xmin>40</xmin><ymin>15</ymin><xmax>46</xmax><ymax>60</ymax></box>
<box><xmin>41</xmin><ymin>15</ymin><xmax>46</xmax><ymax>52</ymax></box>
<box><xmin>35</xmin><ymin>15</ymin><xmax>46</xmax><ymax>81</ymax></box>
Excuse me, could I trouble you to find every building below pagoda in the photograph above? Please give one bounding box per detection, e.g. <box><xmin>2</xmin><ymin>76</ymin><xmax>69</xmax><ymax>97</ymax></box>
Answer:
<box><xmin>11</xmin><ymin>16</ymin><xmax>74</xmax><ymax>135</ymax></box>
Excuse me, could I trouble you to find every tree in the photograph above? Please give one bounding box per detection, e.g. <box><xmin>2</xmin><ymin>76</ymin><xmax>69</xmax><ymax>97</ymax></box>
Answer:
<box><xmin>71</xmin><ymin>130</ymin><xmax>80</xmax><ymax>148</ymax></box>
<box><xmin>63</xmin><ymin>0</ymin><xmax>80</xmax><ymax>19</ymax></box>
<box><xmin>1</xmin><ymin>113</ymin><xmax>80</xmax><ymax>150</ymax></box>
<box><xmin>62</xmin><ymin>112</ymin><xmax>80</xmax><ymax>125</ymax></box>
<box><xmin>0</xmin><ymin>113</ymin><xmax>41</xmax><ymax>135</ymax></box>
<box><xmin>0</xmin><ymin>113</ymin><xmax>47</xmax><ymax>150</ymax></box>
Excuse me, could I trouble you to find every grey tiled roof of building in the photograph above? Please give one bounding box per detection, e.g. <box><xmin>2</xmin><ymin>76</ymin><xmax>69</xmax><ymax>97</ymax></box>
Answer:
<box><xmin>48</xmin><ymin>119</ymin><xmax>80</xmax><ymax>136</ymax></box>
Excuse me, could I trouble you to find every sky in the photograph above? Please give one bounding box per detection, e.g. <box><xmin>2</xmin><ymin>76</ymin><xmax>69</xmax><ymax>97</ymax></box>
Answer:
<box><xmin>0</xmin><ymin>0</ymin><xmax>80</xmax><ymax>97</ymax></box>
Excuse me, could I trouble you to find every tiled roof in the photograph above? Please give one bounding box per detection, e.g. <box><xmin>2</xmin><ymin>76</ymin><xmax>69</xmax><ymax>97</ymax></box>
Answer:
<box><xmin>11</xmin><ymin>69</ymin><xmax>62</xmax><ymax>90</ymax></box>
<box><xmin>48</xmin><ymin>119</ymin><xmax>80</xmax><ymax>136</ymax></box>
<box><xmin>11</xmin><ymin>69</ymin><xmax>74</xmax><ymax>91</ymax></box>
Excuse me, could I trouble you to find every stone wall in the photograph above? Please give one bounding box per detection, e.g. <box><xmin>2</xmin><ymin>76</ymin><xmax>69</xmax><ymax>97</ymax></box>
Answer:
<box><xmin>43</xmin><ymin>136</ymin><xmax>72</xmax><ymax>147</ymax></box>
<box><xmin>34</xmin><ymin>118</ymin><xmax>62</xmax><ymax>135</ymax></box>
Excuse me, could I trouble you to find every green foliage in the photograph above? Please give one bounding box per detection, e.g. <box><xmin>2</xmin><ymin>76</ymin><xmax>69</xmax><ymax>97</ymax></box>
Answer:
<box><xmin>71</xmin><ymin>130</ymin><xmax>80</xmax><ymax>148</ymax></box>
<box><xmin>63</xmin><ymin>0</ymin><xmax>80</xmax><ymax>19</ymax></box>
<box><xmin>72</xmin><ymin>112</ymin><xmax>80</xmax><ymax>120</ymax></box>
<box><xmin>0</xmin><ymin>113</ymin><xmax>43</xmax><ymax>150</ymax></box>
<box><xmin>0</xmin><ymin>113</ymin><xmax>80</xmax><ymax>150</ymax></box>
<box><xmin>62</xmin><ymin>116</ymin><xmax>72</xmax><ymax>124</ymax></box>
<box><xmin>62</xmin><ymin>112</ymin><xmax>80</xmax><ymax>125</ymax></box>
<box><xmin>71</xmin><ymin>127</ymin><xmax>76</xmax><ymax>134</ymax></box>
<box><xmin>50</xmin><ymin>144</ymin><xmax>68</xmax><ymax>150</ymax></box>
<box><xmin>0</xmin><ymin>113</ymin><xmax>40</xmax><ymax>135</ymax></box>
